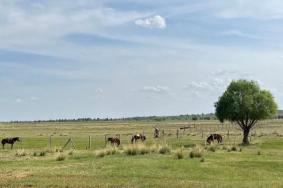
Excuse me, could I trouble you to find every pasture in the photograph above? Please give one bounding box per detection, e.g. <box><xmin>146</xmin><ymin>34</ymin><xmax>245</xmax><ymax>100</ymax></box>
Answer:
<box><xmin>1</xmin><ymin>119</ymin><xmax>283</xmax><ymax>187</ymax></box>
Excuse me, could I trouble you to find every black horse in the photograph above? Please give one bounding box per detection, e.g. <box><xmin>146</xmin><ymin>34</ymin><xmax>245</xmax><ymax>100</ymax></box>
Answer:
<box><xmin>1</xmin><ymin>137</ymin><xmax>21</xmax><ymax>149</ymax></box>
<box><xmin>107</xmin><ymin>137</ymin><xmax>120</xmax><ymax>146</ymax></box>
<box><xmin>153</xmin><ymin>127</ymin><xmax>160</xmax><ymax>138</ymax></box>
<box><xmin>131</xmin><ymin>134</ymin><xmax>146</xmax><ymax>143</ymax></box>
<box><xmin>207</xmin><ymin>134</ymin><xmax>222</xmax><ymax>144</ymax></box>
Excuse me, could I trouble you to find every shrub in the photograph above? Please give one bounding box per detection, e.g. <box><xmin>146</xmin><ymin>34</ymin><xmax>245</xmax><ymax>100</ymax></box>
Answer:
<box><xmin>33</xmin><ymin>152</ymin><xmax>38</xmax><ymax>157</ymax></box>
<box><xmin>149</xmin><ymin>145</ymin><xmax>159</xmax><ymax>153</ymax></box>
<box><xmin>68</xmin><ymin>150</ymin><xmax>74</xmax><ymax>156</ymax></box>
<box><xmin>174</xmin><ymin>149</ymin><xmax>184</xmax><ymax>159</ymax></box>
<box><xmin>123</xmin><ymin>144</ymin><xmax>152</xmax><ymax>155</ymax></box>
<box><xmin>231</xmin><ymin>146</ymin><xmax>237</xmax><ymax>151</ymax></box>
<box><xmin>15</xmin><ymin>149</ymin><xmax>27</xmax><ymax>157</ymax></box>
<box><xmin>200</xmin><ymin>158</ymin><xmax>205</xmax><ymax>162</ymax></box>
<box><xmin>55</xmin><ymin>148</ymin><xmax>63</xmax><ymax>153</ymax></box>
<box><xmin>138</xmin><ymin>145</ymin><xmax>150</xmax><ymax>155</ymax></box>
<box><xmin>39</xmin><ymin>151</ymin><xmax>46</xmax><ymax>156</ymax></box>
<box><xmin>56</xmin><ymin>154</ymin><xmax>66</xmax><ymax>161</ymax></box>
<box><xmin>257</xmin><ymin>150</ymin><xmax>261</xmax><ymax>155</ymax></box>
<box><xmin>95</xmin><ymin>150</ymin><xmax>106</xmax><ymax>158</ymax></box>
<box><xmin>207</xmin><ymin>145</ymin><xmax>217</xmax><ymax>152</ymax></box>
<box><xmin>222</xmin><ymin>145</ymin><xmax>228</xmax><ymax>150</ymax></box>
<box><xmin>124</xmin><ymin>145</ymin><xmax>138</xmax><ymax>156</ymax></box>
<box><xmin>105</xmin><ymin>147</ymin><xmax>117</xmax><ymax>155</ymax></box>
<box><xmin>189</xmin><ymin>146</ymin><xmax>204</xmax><ymax>158</ymax></box>
<box><xmin>158</xmin><ymin>145</ymin><xmax>171</xmax><ymax>154</ymax></box>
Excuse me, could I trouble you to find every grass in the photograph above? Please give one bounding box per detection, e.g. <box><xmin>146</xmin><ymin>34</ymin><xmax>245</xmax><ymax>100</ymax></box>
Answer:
<box><xmin>1</xmin><ymin>119</ymin><xmax>283</xmax><ymax>187</ymax></box>
<box><xmin>174</xmin><ymin>148</ymin><xmax>184</xmax><ymax>159</ymax></box>
<box><xmin>55</xmin><ymin>153</ymin><xmax>66</xmax><ymax>161</ymax></box>
<box><xmin>189</xmin><ymin>146</ymin><xmax>204</xmax><ymax>158</ymax></box>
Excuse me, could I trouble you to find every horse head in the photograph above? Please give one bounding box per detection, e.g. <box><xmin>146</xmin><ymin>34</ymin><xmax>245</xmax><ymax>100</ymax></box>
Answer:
<box><xmin>14</xmin><ymin>137</ymin><xmax>21</xmax><ymax>142</ymax></box>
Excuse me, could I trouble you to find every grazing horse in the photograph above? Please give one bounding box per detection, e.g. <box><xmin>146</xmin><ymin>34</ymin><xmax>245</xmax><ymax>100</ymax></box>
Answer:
<box><xmin>107</xmin><ymin>137</ymin><xmax>120</xmax><ymax>146</ymax></box>
<box><xmin>207</xmin><ymin>134</ymin><xmax>222</xmax><ymax>144</ymax></box>
<box><xmin>1</xmin><ymin>137</ymin><xmax>21</xmax><ymax>149</ymax></box>
<box><xmin>131</xmin><ymin>134</ymin><xmax>146</xmax><ymax>143</ymax></box>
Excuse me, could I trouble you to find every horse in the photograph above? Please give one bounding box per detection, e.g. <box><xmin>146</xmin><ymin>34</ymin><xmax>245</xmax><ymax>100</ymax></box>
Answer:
<box><xmin>107</xmin><ymin>137</ymin><xmax>120</xmax><ymax>146</ymax></box>
<box><xmin>207</xmin><ymin>134</ymin><xmax>222</xmax><ymax>144</ymax></box>
<box><xmin>1</xmin><ymin>137</ymin><xmax>21</xmax><ymax>149</ymax></box>
<box><xmin>153</xmin><ymin>127</ymin><xmax>160</xmax><ymax>138</ymax></box>
<box><xmin>131</xmin><ymin>134</ymin><xmax>146</xmax><ymax>143</ymax></box>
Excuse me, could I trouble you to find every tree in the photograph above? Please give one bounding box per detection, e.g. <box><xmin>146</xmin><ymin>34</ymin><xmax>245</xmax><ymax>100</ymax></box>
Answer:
<box><xmin>215</xmin><ymin>80</ymin><xmax>277</xmax><ymax>145</ymax></box>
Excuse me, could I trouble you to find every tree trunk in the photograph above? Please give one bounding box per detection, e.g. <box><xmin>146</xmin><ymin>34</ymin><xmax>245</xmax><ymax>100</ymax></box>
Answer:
<box><xmin>242</xmin><ymin>128</ymin><xmax>250</xmax><ymax>145</ymax></box>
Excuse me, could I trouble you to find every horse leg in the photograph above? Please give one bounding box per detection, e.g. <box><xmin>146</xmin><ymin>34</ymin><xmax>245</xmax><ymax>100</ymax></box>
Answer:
<box><xmin>11</xmin><ymin>144</ymin><xmax>13</xmax><ymax>150</ymax></box>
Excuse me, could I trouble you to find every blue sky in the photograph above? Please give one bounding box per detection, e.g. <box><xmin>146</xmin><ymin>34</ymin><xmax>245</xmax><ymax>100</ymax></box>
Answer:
<box><xmin>1</xmin><ymin>0</ymin><xmax>283</xmax><ymax>121</ymax></box>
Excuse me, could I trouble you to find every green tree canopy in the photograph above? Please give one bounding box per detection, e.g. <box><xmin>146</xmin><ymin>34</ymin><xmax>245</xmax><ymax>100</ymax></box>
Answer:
<box><xmin>215</xmin><ymin>80</ymin><xmax>277</xmax><ymax>144</ymax></box>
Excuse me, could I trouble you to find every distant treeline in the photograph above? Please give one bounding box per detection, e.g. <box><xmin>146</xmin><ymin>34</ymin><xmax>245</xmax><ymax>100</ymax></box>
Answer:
<box><xmin>9</xmin><ymin>113</ymin><xmax>216</xmax><ymax>123</ymax></box>
<box><xmin>8</xmin><ymin>110</ymin><xmax>283</xmax><ymax>123</ymax></box>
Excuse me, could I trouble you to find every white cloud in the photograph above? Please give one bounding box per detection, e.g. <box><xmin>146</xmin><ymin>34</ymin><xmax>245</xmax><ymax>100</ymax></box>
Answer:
<box><xmin>30</xmin><ymin>96</ymin><xmax>39</xmax><ymax>101</ymax></box>
<box><xmin>15</xmin><ymin>98</ymin><xmax>23</xmax><ymax>103</ymax></box>
<box><xmin>140</xmin><ymin>85</ymin><xmax>169</xmax><ymax>93</ymax></box>
<box><xmin>184</xmin><ymin>78</ymin><xmax>232</xmax><ymax>92</ymax></box>
<box><xmin>135</xmin><ymin>15</ymin><xmax>166</xmax><ymax>29</ymax></box>
<box><xmin>95</xmin><ymin>88</ymin><xmax>103</xmax><ymax>94</ymax></box>
<box><xmin>221</xmin><ymin>30</ymin><xmax>263</xmax><ymax>39</ymax></box>
<box><xmin>216</xmin><ymin>1</ymin><xmax>283</xmax><ymax>20</ymax></box>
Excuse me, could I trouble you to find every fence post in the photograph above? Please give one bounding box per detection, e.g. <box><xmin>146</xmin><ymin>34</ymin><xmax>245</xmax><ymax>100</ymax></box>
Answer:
<box><xmin>227</xmin><ymin>130</ymin><xmax>230</xmax><ymax>141</ymax></box>
<box><xmin>49</xmin><ymin>135</ymin><xmax>52</xmax><ymax>148</ymax></box>
<box><xmin>88</xmin><ymin>136</ymin><xmax>91</xmax><ymax>150</ymax></box>
<box><xmin>176</xmin><ymin>129</ymin><xmax>179</xmax><ymax>139</ymax></box>
<box><xmin>105</xmin><ymin>135</ymin><xmax>107</xmax><ymax>147</ymax></box>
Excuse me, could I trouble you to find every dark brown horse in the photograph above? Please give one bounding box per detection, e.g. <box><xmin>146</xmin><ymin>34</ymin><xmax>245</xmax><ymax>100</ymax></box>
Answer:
<box><xmin>154</xmin><ymin>127</ymin><xmax>160</xmax><ymax>138</ymax></box>
<box><xmin>207</xmin><ymin>134</ymin><xmax>222</xmax><ymax>144</ymax></box>
<box><xmin>1</xmin><ymin>137</ymin><xmax>21</xmax><ymax>149</ymax></box>
<box><xmin>131</xmin><ymin>134</ymin><xmax>146</xmax><ymax>143</ymax></box>
<box><xmin>107</xmin><ymin>137</ymin><xmax>120</xmax><ymax>146</ymax></box>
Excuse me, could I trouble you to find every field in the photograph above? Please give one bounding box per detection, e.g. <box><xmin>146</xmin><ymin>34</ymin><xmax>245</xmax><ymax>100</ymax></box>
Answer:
<box><xmin>1</xmin><ymin>120</ymin><xmax>283</xmax><ymax>188</ymax></box>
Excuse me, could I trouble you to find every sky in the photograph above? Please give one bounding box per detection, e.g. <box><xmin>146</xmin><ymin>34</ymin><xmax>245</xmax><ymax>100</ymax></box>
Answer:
<box><xmin>1</xmin><ymin>0</ymin><xmax>283</xmax><ymax>121</ymax></box>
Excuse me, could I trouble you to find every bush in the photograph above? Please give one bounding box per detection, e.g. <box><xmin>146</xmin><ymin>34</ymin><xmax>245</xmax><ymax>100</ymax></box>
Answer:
<box><xmin>158</xmin><ymin>145</ymin><xmax>171</xmax><ymax>154</ymax></box>
<box><xmin>55</xmin><ymin>148</ymin><xmax>63</xmax><ymax>153</ymax></box>
<box><xmin>15</xmin><ymin>149</ymin><xmax>27</xmax><ymax>157</ymax></box>
<box><xmin>257</xmin><ymin>150</ymin><xmax>261</xmax><ymax>155</ymax></box>
<box><xmin>174</xmin><ymin>149</ymin><xmax>184</xmax><ymax>159</ymax></box>
<box><xmin>149</xmin><ymin>145</ymin><xmax>159</xmax><ymax>153</ymax></box>
<box><xmin>68</xmin><ymin>150</ymin><xmax>74</xmax><ymax>156</ymax></box>
<box><xmin>39</xmin><ymin>151</ymin><xmax>46</xmax><ymax>156</ymax></box>
<box><xmin>138</xmin><ymin>145</ymin><xmax>150</xmax><ymax>155</ymax></box>
<box><xmin>33</xmin><ymin>152</ymin><xmax>38</xmax><ymax>157</ymax></box>
<box><xmin>105</xmin><ymin>147</ymin><xmax>117</xmax><ymax>155</ymax></box>
<box><xmin>231</xmin><ymin>146</ymin><xmax>237</xmax><ymax>151</ymax></box>
<box><xmin>207</xmin><ymin>145</ymin><xmax>217</xmax><ymax>152</ymax></box>
<box><xmin>124</xmin><ymin>146</ymin><xmax>138</xmax><ymax>155</ymax></box>
<box><xmin>200</xmin><ymin>158</ymin><xmax>205</xmax><ymax>162</ymax></box>
<box><xmin>95</xmin><ymin>150</ymin><xmax>106</xmax><ymax>158</ymax></box>
<box><xmin>56</xmin><ymin>154</ymin><xmax>66</xmax><ymax>161</ymax></box>
<box><xmin>189</xmin><ymin>146</ymin><xmax>204</xmax><ymax>158</ymax></box>
<box><xmin>123</xmin><ymin>144</ymin><xmax>151</xmax><ymax>155</ymax></box>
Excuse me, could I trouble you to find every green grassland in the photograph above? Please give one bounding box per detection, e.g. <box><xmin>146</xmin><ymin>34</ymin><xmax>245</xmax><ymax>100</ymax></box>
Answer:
<box><xmin>1</xmin><ymin>120</ymin><xmax>283</xmax><ymax>187</ymax></box>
